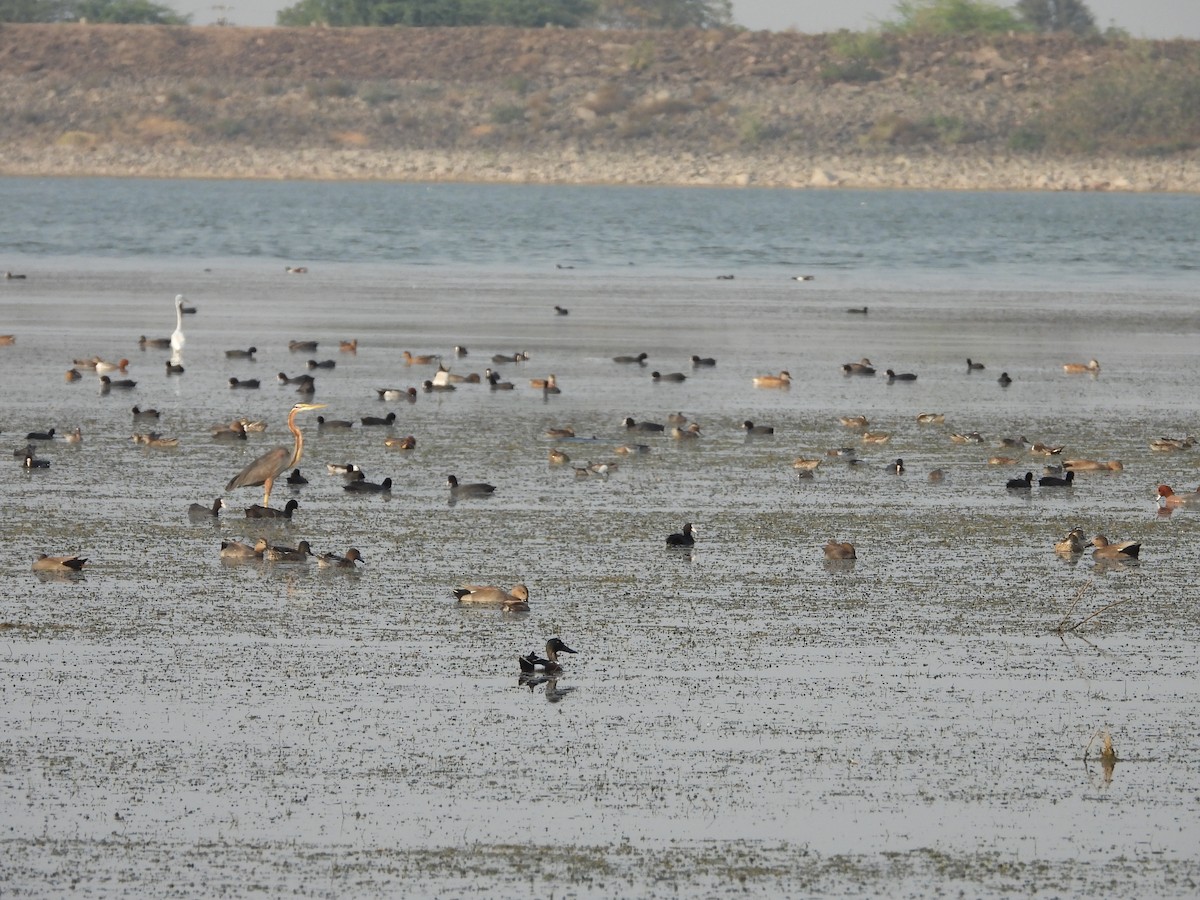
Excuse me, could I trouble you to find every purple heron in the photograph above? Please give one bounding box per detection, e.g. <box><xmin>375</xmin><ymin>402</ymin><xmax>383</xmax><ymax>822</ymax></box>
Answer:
<box><xmin>225</xmin><ymin>402</ymin><xmax>325</xmax><ymax>508</ymax></box>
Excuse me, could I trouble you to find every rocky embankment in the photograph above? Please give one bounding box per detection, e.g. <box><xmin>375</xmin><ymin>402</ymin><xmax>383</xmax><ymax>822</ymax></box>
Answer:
<box><xmin>0</xmin><ymin>24</ymin><xmax>1197</xmax><ymax>191</ymax></box>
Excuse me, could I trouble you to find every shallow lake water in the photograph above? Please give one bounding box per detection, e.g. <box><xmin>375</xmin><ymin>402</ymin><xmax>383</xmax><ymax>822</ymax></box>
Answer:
<box><xmin>2</xmin><ymin>183</ymin><xmax>1200</xmax><ymax>896</ymax></box>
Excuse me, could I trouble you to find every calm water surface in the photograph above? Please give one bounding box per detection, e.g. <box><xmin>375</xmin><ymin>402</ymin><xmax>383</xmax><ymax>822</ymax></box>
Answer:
<box><xmin>1</xmin><ymin>178</ymin><xmax>1198</xmax><ymax>896</ymax></box>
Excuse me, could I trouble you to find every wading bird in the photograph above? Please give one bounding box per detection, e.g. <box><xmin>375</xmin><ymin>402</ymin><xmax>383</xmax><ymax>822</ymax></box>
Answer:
<box><xmin>225</xmin><ymin>402</ymin><xmax>325</xmax><ymax>508</ymax></box>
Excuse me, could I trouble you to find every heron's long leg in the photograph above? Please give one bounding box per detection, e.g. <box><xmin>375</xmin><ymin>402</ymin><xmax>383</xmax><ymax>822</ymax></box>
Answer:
<box><xmin>262</xmin><ymin>477</ymin><xmax>274</xmax><ymax>509</ymax></box>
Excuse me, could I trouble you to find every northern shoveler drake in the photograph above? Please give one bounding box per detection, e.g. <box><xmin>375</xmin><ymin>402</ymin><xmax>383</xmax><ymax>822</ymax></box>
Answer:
<box><xmin>32</xmin><ymin>553</ymin><xmax>87</xmax><ymax>572</ymax></box>
<box><xmin>824</xmin><ymin>541</ymin><xmax>856</xmax><ymax>560</ymax></box>
<box><xmin>753</xmin><ymin>371</ymin><xmax>791</xmax><ymax>388</ymax></box>
<box><xmin>454</xmin><ymin>584</ymin><xmax>529</xmax><ymax>606</ymax></box>
<box><xmin>950</xmin><ymin>432</ymin><xmax>984</xmax><ymax>444</ymax></box>
<box><xmin>1090</xmin><ymin>535</ymin><xmax>1140</xmax><ymax>559</ymax></box>
<box><xmin>1063</xmin><ymin>359</ymin><xmax>1100</xmax><ymax>374</ymax></box>
<box><xmin>1055</xmin><ymin>527</ymin><xmax>1087</xmax><ymax>556</ymax></box>
<box><xmin>318</xmin><ymin>548</ymin><xmax>364</xmax><ymax>569</ymax></box>
<box><xmin>518</xmin><ymin>638</ymin><xmax>577</xmax><ymax>674</ymax></box>
<box><xmin>1157</xmin><ymin>484</ymin><xmax>1200</xmax><ymax>508</ymax></box>
<box><xmin>666</xmin><ymin>523</ymin><xmax>696</xmax><ymax>547</ymax></box>
<box><xmin>265</xmin><ymin>540</ymin><xmax>314</xmax><ymax>562</ymax></box>
<box><xmin>1030</xmin><ymin>442</ymin><xmax>1064</xmax><ymax>456</ymax></box>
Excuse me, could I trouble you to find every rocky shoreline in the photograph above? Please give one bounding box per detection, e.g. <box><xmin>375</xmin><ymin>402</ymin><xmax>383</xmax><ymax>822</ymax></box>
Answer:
<box><xmin>5</xmin><ymin>145</ymin><xmax>1197</xmax><ymax>192</ymax></box>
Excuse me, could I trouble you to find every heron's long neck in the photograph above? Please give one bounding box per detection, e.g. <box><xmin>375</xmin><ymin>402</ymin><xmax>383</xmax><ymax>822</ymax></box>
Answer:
<box><xmin>289</xmin><ymin>412</ymin><xmax>304</xmax><ymax>468</ymax></box>
<box><xmin>175</xmin><ymin>304</ymin><xmax>183</xmax><ymax>330</ymax></box>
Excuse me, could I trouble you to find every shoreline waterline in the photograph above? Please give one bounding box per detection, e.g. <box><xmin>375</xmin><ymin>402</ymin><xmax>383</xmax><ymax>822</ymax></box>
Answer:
<box><xmin>3</xmin><ymin>146</ymin><xmax>1199</xmax><ymax>193</ymax></box>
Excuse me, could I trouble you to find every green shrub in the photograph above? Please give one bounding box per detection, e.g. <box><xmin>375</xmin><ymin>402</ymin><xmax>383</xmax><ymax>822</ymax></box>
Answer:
<box><xmin>885</xmin><ymin>0</ymin><xmax>1027</xmax><ymax>35</ymax></box>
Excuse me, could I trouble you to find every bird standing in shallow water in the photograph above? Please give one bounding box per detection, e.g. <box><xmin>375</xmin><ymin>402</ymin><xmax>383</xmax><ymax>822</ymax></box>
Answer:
<box><xmin>226</xmin><ymin>402</ymin><xmax>325</xmax><ymax>508</ymax></box>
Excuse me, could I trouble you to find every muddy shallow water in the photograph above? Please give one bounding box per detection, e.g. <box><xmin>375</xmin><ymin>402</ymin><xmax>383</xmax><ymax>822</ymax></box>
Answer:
<box><xmin>2</xmin><ymin>255</ymin><xmax>1199</xmax><ymax>896</ymax></box>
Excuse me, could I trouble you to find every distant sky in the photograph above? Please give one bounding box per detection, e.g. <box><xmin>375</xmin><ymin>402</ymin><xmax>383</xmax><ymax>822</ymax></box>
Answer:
<box><xmin>181</xmin><ymin>0</ymin><xmax>1200</xmax><ymax>39</ymax></box>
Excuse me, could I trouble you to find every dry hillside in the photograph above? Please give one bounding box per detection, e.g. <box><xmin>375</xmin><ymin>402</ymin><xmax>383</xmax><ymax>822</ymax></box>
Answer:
<box><xmin>1</xmin><ymin>23</ymin><xmax>1197</xmax><ymax>189</ymax></box>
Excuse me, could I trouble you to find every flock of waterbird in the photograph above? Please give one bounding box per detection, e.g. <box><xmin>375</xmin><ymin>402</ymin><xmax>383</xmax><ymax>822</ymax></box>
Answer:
<box><xmin>11</xmin><ymin>281</ymin><xmax>1200</xmax><ymax>679</ymax></box>
<box><xmin>10</xmin><ymin>286</ymin><xmax>588</xmax><ymax>675</ymax></box>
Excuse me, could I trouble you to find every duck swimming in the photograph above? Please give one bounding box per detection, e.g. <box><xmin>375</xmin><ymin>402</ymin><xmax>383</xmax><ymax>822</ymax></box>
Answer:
<box><xmin>1090</xmin><ymin>535</ymin><xmax>1140</xmax><ymax>559</ymax></box>
<box><xmin>666</xmin><ymin>523</ymin><xmax>696</xmax><ymax>547</ymax></box>
<box><xmin>318</xmin><ymin>548</ymin><xmax>365</xmax><ymax>569</ymax></box>
<box><xmin>447</xmin><ymin>474</ymin><xmax>496</xmax><ymax>497</ymax></box>
<box><xmin>454</xmin><ymin>584</ymin><xmax>529</xmax><ymax>606</ymax></box>
<box><xmin>246</xmin><ymin>498</ymin><xmax>300</xmax><ymax>519</ymax></box>
<box><xmin>188</xmin><ymin>497</ymin><xmax>226</xmax><ymax>520</ymax></box>
<box><xmin>1055</xmin><ymin>527</ymin><xmax>1087</xmax><ymax>556</ymax></box>
<box><xmin>753</xmin><ymin>371</ymin><xmax>791</xmax><ymax>388</ymax></box>
<box><xmin>518</xmin><ymin>638</ymin><xmax>577</xmax><ymax>674</ymax></box>
<box><xmin>220</xmin><ymin>538</ymin><xmax>268</xmax><ymax>561</ymax></box>
<box><xmin>32</xmin><ymin>553</ymin><xmax>87</xmax><ymax>572</ymax></box>
<box><xmin>824</xmin><ymin>541</ymin><xmax>856</xmax><ymax>560</ymax></box>
<box><xmin>1006</xmin><ymin>472</ymin><xmax>1034</xmax><ymax>490</ymax></box>
<box><xmin>265</xmin><ymin>540</ymin><xmax>314</xmax><ymax>562</ymax></box>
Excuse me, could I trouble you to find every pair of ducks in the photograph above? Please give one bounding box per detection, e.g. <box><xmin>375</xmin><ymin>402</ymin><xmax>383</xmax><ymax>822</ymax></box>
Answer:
<box><xmin>1055</xmin><ymin>528</ymin><xmax>1140</xmax><ymax>559</ymax></box>
<box><xmin>219</xmin><ymin>538</ymin><xmax>363</xmax><ymax>567</ymax></box>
